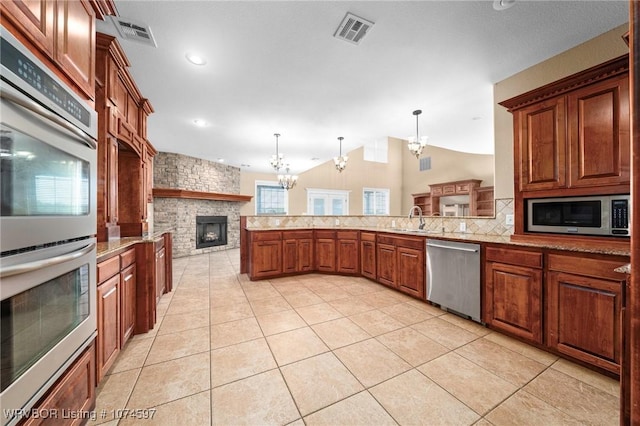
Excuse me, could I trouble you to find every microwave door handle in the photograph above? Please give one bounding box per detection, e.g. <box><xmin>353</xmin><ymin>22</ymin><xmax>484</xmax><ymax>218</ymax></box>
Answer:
<box><xmin>0</xmin><ymin>242</ymin><xmax>96</xmax><ymax>278</ymax></box>
<box><xmin>0</xmin><ymin>87</ymin><xmax>97</xmax><ymax>150</ymax></box>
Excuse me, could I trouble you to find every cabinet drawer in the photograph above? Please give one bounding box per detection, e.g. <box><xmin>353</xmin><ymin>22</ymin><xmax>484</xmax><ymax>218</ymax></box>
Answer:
<box><xmin>431</xmin><ymin>186</ymin><xmax>443</xmax><ymax>196</ymax></box>
<box><xmin>442</xmin><ymin>184</ymin><xmax>456</xmax><ymax>195</ymax></box>
<box><xmin>315</xmin><ymin>230</ymin><xmax>336</xmax><ymax>239</ymax></box>
<box><xmin>120</xmin><ymin>248</ymin><xmax>136</xmax><ymax>268</ymax></box>
<box><xmin>547</xmin><ymin>253</ymin><xmax>627</xmax><ymax>280</ymax></box>
<box><xmin>395</xmin><ymin>236</ymin><xmax>424</xmax><ymax>250</ymax></box>
<box><xmin>486</xmin><ymin>246</ymin><xmax>542</xmax><ymax>269</ymax></box>
<box><xmin>282</xmin><ymin>230</ymin><xmax>313</xmax><ymax>240</ymax></box>
<box><xmin>97</xmin><ymin>255</ymin><xmax>120</xmax><ymax>283</ymax></box>
<box><xmin>250</xmin><ymin>231</ymin><xmax>282</xmax><ymax>242</ymax></box>
<box><xmin>361</xmin><ymin>232</ymin><xmax>376</xmax><ymax>242</ymax></box>
<box><xmin>337</xmin><ymin>230</ymin><xmax>358</xmax><ymax>240</ymax></box>
<box><xmin>455</xmin><ymin>183</ymin><xmax>470</xmax><ymax>193</ymax></box>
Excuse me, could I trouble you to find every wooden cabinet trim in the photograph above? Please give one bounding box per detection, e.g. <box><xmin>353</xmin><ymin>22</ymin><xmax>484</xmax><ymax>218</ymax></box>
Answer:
<box><xmin>485</xmin><ymin>246</ymin><xmax>543</xmax><ymax>269</ymax></box>
<box><xmin>97</xmin><ymin>255</ymin><xmax>120</xmax><ymax>283</ymax></box>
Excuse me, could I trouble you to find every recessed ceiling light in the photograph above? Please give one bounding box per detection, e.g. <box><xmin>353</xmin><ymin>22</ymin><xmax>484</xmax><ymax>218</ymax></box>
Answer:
<box><xmin>241</xmin><ymin>164</ymin><xmax>251</xmax><ymax>168</ymax></box>
<box><xmin>185</xmin><ymin>52</ymin><xmax>206</xmax><ymax>66</ymax></box>
<box><xmin>217</xmin><ymin>158</ymin><xmax>225</xmax><ymax>163</ymax></box>
<box><xmin>493</xmin><ymin>0</ymin><xmax>516</xmax><ymax>11</ymax></box>
<box><xmin>193</xmin><ymin>119</ymin><xmax>207</xmax><ymax>127</ymax></box>
<box><xmin>311</xmin><ymin>157</ymin><xmax>320</xmax><ymax>161</ymax></box>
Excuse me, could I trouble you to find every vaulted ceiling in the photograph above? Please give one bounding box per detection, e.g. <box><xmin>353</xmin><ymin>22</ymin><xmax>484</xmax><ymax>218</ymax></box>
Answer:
<box><xmin>98</xmin><ymin>1</ymin><xmax>629</xmax><ymax>173</ymax></box>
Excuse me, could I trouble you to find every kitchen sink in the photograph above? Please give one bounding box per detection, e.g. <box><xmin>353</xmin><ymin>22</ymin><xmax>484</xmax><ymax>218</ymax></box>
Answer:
<box><xmin>389</xmin><ymin>228</ymin><xmax>442</xmax><ymax>234</ymax></box>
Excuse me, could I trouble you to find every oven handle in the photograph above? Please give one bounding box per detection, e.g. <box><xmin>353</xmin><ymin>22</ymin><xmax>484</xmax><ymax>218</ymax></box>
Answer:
<box><xmin>0</xmin><ymin>242</ymin><xmax>96</xmax><ymax>278</ymax></box>
<box><xmin>0</xmin><ymin>87</ymin><xmax>97</xmax><ymax>150</ymax></box>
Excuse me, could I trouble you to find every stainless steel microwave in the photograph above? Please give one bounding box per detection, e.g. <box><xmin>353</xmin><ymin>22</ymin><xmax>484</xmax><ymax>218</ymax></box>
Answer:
<box><xmin>526</xmin><ymin>195</ymin><xmax>630</xmax><ymax>237</ymax></box>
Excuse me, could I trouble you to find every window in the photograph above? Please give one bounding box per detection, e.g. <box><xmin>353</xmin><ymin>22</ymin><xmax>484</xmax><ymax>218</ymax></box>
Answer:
<box><xmin>255</xmin><ymin>181</ymin><xmax>287</xmax><ymax>215</ymax></box>
<box><xmin>363</xmin><ymin>188</ymin><xmax>390</xmax><ymax>215</ymax></box>
<box><xmin>306</xmin><ymin>189</ymin><xmax>349</xmax><ymax>215</ymax></box>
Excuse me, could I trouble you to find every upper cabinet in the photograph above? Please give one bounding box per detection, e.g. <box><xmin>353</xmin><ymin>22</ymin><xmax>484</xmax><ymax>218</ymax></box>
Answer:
<box><xmin>1</xmin><ymin>0</ymin><xmax>96</xmax><ymax>100</ymax></box>
<box><xmin>95</xmin><ymin>33</ymin><xmax>156</xmax><ymax>241</ymax></box>
<box><xmin>501</xmin><ymin>55</ymin><xmax>630</xmax><ymax>197</ymax></box>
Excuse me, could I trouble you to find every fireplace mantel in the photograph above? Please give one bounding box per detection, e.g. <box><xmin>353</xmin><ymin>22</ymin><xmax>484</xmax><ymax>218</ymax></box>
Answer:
<box><xmin>153</xmin><ymin>188</ymin><xmax>252</xmax><ymax>202</ymax></box>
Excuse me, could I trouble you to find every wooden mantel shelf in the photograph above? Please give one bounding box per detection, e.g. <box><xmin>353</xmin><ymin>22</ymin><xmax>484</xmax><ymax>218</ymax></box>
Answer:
<box><xmin>152</xmin><ymin>188</ymin><xmax>252</xmax><ymax>202</ymax></box>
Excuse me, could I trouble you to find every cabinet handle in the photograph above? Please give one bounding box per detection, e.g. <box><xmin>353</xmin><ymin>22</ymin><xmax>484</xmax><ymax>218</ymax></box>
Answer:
<box><xmin>102</xmin><ymin>286</ymin><xmax>117</xmax><ymax>298</ymax></box>
<box><xmin>124</xmin><ymin>274</ymin><xmax>133</xmax><ymax>282</ymax></box>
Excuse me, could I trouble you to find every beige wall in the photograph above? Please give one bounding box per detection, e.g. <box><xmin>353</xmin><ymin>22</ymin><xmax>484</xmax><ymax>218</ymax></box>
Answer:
<box><xmin>241</xmin><ymin>137</ymin><xmax>494</xmax><ymax>217</ymax></box>
<box><xmin>401</xmin><ymin>144</ymin><xmax>494</xmax><ymax>214</ymax></box>
<box><xmin>493</xmin><ymin>23</ymin><xmax>629</xmax><ymax>200</ymax></box>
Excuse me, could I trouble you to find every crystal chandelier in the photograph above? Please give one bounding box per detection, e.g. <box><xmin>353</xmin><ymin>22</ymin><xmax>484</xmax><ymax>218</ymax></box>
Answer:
<box><xmin>270</xmin><ymin>133</ymin><xmax>284</xmax><ymax>171</ymax></box>
<box><xmin>278</xmin><ymin>165</ymin><xmax>298</xmax><ymax>190</ymax></box>
<box><xmin>334</xmin><ymin>136</ymin><xmax>348</xmax><ymax>172</ymax></box>
<box><xmin>408</xmin><ymin>109</ymin><xmax>428</xmax><ymax>158</ymax></box>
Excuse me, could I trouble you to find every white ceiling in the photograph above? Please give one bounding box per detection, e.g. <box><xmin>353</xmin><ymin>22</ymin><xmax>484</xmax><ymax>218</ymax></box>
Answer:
<box><xmin>99</xmin><ymin>1</ymin><xmax>629</xmax><ymax>174</ymax></box>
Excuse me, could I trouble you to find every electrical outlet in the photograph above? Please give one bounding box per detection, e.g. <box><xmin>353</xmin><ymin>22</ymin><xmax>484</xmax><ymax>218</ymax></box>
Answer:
<box><xmin>391</xmin><ymin>220</ymin><xmax>396</xmax><ymax>228</ymax></box>
<box><xmin>335</xmin><ymin>218</ymin><xmax>340</xmax><ymax>226</ymax></box>
<box><xmin>505</xmin><ymin>214</ymin><xmax>514</xmax><ymax>226</ymax></box>
<box><xmin>459</xmin><ymin>222</ymin><xmax>466</xmax><ymax>232</ymax></box>
<box><xmin>275</xmin><ymin>219</ymin><xmax>280</xmax><ymax>226</ymax></box>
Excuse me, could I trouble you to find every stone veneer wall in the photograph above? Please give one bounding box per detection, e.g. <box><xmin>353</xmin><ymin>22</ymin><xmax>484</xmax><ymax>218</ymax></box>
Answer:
<box><xmin>153</xmin><ymin>152</ymin><xmax>242</xmax><ymax>258</ymax></box>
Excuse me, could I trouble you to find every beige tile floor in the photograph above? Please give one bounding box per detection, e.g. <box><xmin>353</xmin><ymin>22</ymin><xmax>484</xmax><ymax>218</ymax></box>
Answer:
<box><xmin>92</xmin><ymin>248</ymin><xmax>620</xmax><ymax>425</ymax></box>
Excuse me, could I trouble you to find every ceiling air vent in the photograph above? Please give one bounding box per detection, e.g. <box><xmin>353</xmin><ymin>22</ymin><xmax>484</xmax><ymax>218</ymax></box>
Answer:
<box><xmin>334</xmin><ymin>13</ymin><xmax>374</xmax><ymax>45</ymax></box>
<box><xmin>109</xmin><ymin>16</ymin><xmax>157</xmax><ymax>47</ymax></box>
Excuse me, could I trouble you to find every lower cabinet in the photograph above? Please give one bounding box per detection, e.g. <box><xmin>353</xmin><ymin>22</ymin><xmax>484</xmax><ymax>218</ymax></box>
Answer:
<box><xmin>155</xmin><ymin>241</ymin><xmax>166</xmax><ymax>305</ymax></box>
<box><xmin>24</xmin><ymin>343</ymin><xmax>96</xmax><ymax>426</ymax></box>
<box><xmin>546</xmin><ymin>252</ymin><xmax>626</xmax><ymax>374</ymax></box>
<box><xmin>484</xmin><ymin>245</ymin><xmax>543</xmax><ymax>344</ymax></box>
<box><xmin>360</xmin><ymin>232</ymin><xmax>376</xmax><ymax>280</ymax></box>
<box><xmin>120</xmin><ymin>251</ymin><xmax>136</xmax><ymax>345</ymax></box>
<box><xmin>96</xmin><ymin>256</ymin><xmax>121</xmax><ymax>382</ymax></box>
<box><xmin>336</xmin><ymin>231</ymin><xmax>359</xmax><ymax>275</ymax></box>
<box><xmin>249</xmin><ymin>231</ymin><xmax>283</xmax><ymax>278</ymax></box>
<box><xmin>315</xmin><ymin>230</ymin><xmax>337</xmax><ymax>272</ymax></box>
<box><xmin>283</xmin><ymin>230</ymin><xmax>313</xmax><ymax>273</ymax></box>
<box><xmin>376</xmin><ymin>233</ymin><xmax>425</xmax><ymax>298</ymax></box>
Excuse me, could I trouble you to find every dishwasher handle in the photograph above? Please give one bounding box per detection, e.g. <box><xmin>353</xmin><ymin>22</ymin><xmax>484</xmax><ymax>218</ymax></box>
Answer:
<box><xmin>426</xmin><ymin>241</ymin><xmax>479</xmax><ymax>253</ymax></box>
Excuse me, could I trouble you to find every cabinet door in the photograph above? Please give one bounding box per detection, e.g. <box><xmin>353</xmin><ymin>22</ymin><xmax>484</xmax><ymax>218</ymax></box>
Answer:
<box><xmin>376</xmin><ymin>243</ymin><xmax>396</xmax><ymax>288</ymax></box>
<box><xmin>361</xmin><ymin>239</ymin><xmax>376</xmax><ymax>280</ymax></box>
<box><xmin>1</xmin><ymin>0</ymin><xmax>55</xmax><ymax>58</ymax></box>
<box><xmin>337</xmin><ymin>239</ymin><xmax>359</xmax><ymax>274</ymax></box>
<box><xmin>97</xmin><ymin>275</ymin><xmax>120</xmax><ymax>382</ymax></box>
<box><xmin>250</xmin><ymin>240</ymin><xmax>282</xmax><ymax>278</ymax></box>
<box><xmin>485</xmin><ymin>262</ymin><xmax>543</xmax><ymax>343</ymax></box>
<box><xmin>567</xmin><ymin>75</ymin><xmax>630</xmax><ymax>188</ymax></box>
<box><xmin>315</xmin><ymin>238</ymin><xmax>336</xmax><ymax>272</ymax></box>
<box><xmin>120</xmin><ymin>264</ymin><xmax>136</xmax><ymax>346</ymax></box>
<box><xmin>298</xmin><ymin>238</ymin><xmax>313</xmax><ymax>272</ymax></box>
<box><xmin>283</xmin><ymin>239</ymin><xmax>297</xmax><ymax>273</ymax></box>
<box><xmin>547</xmin><ymin>271</ymin><xmax>622</xmax><ymax>374</ymax></box>
<box><xmin>155</xmin><ymin>246</ymin><xmax>166</xmax><ymax>304</ymax></box>
<box><xmin>55</xmin><ymin>0</ymin><xmax>95</xmax><ymax>99</ymax></box>
<box><xmin>516</xmin><ymin>97</ymin><xmax>567</xmax><ymax>191</ymax></box>
<box><xmin>397</xmin><ymin>247</ymin><xmax>424</xmax><ymax>298</ymax></box>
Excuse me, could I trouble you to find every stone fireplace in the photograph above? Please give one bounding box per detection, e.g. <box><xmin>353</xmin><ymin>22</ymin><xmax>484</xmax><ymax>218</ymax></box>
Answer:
<box><xmin>196</xmin><ymin>216</ymin><xmax>227</xmax><ymax>249</ymax></box>
<box><xmin>152</xmin><ymin>152</ymin><xmax>250</xmax><ymax>258</ymax></box>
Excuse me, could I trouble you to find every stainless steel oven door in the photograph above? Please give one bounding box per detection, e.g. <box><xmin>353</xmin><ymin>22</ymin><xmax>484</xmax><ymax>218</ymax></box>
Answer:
<box><xmin>0</xmin><ymin>238</ymin><xmax>97</xmax><ymax>425</ymax></box>
<box><xmin>0</xmin><ymin>83</ymin><xmax>97</xmax><ymax>252</ymax></box>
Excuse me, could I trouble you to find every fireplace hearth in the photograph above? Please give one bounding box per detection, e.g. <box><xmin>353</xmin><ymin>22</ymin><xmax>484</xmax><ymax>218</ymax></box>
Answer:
<box><xmin>196</xmin><ymin>216</ymin><xmax>227</xmax><ymax>249</ymax></box>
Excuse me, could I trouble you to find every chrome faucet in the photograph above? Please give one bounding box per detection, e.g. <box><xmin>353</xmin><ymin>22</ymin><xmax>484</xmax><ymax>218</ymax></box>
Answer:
<box><xmin>408</xmin><ymin>205</ymin><xmax>425</xmax><ymax>230</ymax></box>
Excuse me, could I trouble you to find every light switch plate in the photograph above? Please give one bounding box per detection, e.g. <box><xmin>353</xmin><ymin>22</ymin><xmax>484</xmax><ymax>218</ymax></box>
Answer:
<box><xmin>505</xmin><ymin>214</ymin><xmax>514</xmax><ymax>226</ymax></box>
<box><xmin>459</xmin><ymin>222</ymin><xmax>466</xmax><ymax>232</ymax></box>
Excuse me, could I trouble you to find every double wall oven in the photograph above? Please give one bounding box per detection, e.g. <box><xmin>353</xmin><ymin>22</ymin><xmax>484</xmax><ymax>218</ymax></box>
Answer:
<box><xmin>1</xmin><ymin>27</ymin><xmax>97</xmax><ymax>425</ymax></box>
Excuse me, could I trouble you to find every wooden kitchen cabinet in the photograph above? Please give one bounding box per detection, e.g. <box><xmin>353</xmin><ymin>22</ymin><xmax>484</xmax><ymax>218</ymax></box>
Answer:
<box><xmin>120</xmin><ymin>260</ymin><xmax>136</xmax><ymax>345</ymax></box>
<box><xmin>1</xmin><ymin>0</ymin><xmax>96</xmax><ymax>100</ymax></box>
<box><xmin>360</xmin><ymin>232</ymin><xmax>376</xmax><ymax>280</ymax></box>
<box><xmin>315</xmin><ymin>230</ymin><xmax>337</xmax><ymax>272</ymax></box>
<box><xmin>249</xmin><ymin>231</ymin><xmax>283</xmax><ymax>278</ymax></box>
<box><xmin>546</xmin><ymin>252</ymin><xmax>626</xmax><ymax>374</ymax></box>
<box><xmin>283</xmin><ymin>230</ymin><xmax>313</xmax><ymax>273</ymax></box>
<box><xmin>337</xmin><ymin>231</ymin><xmax>359</xmax><ymax>275</ymax></box>
<box><xmin>484</xmin><ymin>245</ymin><xmax>544</xmax><ymax>344</ymax></box>
<box><xmin>96</xmin><ymin>271</ymin><xmax>119</xmax><ymax>382</ymax></box>
<box><xmin>474</xmin><ymin>186</ymin><xmax>495</xmax><ymax>217</ymax></box>
<box><xmin>411</xmin><ymin>192</ymin><xmax>432</xmax><ymax>216</ymax></box>
<box><xmin>155</xmin><ymin>241</ymin><xmax>166</xmax><ymax>305</ymax></box>
<box><xmin>376</xmin><ymin>233</ymin><xmax>425</xmax><ymax>297</ymax></box>
<box><xmin>24</xmin><ymin>343</ymin><xmax>95</xmax><ymax>426</ymax></box>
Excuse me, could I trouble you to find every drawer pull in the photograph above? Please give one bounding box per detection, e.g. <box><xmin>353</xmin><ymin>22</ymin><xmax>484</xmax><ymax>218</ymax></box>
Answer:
<box><xmin>124</xmin><ymin>274</ymin><xmax>133</xmax><ymax>282</ymax></box>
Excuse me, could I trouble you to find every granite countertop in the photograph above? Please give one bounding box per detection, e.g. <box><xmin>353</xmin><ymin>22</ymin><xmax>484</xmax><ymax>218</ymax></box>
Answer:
<box><xmin>97</xmin><ymin>228</ymin><xmax>173</xmax><ymax>258</ymax></box>
<box><xmin>246</xmin><ymin>226</ymin><xmax>630</xmax><ymax>257</ymax></box>
<box><xmin>614</xmin><ymin>263</ymin><xmax>631</xmax><ymax>274</ymax></box>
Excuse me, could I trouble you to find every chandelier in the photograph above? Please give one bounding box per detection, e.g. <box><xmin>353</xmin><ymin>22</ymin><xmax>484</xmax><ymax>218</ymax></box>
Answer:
<box><xmin>334</xmin><ymin>137</ymin><xmax>348</xmax><ymax>172</ymax></box>
<box><xmin>408</xmin><ymin>109</ymin><xmax>428</xmax><ymax>158</ymax></box>
<box><xmin>278</xmin><ymin>165</ymin><xmax>298</xmax><ymax>190</ymax></box>
<box><xmin>270</xmin><ymin>133</ymin><xmax>284</xmax><ymax>171</ymax></box>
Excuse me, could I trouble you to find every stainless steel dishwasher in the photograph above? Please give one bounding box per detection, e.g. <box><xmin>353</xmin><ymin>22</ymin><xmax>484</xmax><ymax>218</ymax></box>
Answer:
<box><xmin>426</xmin><ymin>239</ymin><xmax>481</xmax><ymax>323</ymax></box>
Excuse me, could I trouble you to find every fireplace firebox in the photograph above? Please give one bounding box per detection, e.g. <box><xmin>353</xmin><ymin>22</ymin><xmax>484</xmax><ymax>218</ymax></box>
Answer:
<box><xmin>196</xmin><ymin>216</ymin><xmax>227</xmax><ymax>249</ymax></box>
